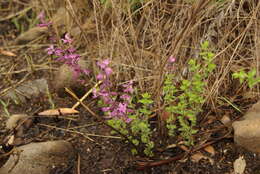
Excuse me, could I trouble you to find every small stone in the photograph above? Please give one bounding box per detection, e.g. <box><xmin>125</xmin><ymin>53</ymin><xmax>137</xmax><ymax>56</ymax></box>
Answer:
<box><xmin>220</xmin><ymin>115</ymin><xmax>231</xmax><ymax>126</ymax></box>
<box><xmin>233</xmin><ymin>156</ymin><xmax>246</xmax><ymax>174</ymax></box>
<box><xmin>6</xmin><ymin>114</ymin><xmax>31</xmax><ymax>130</ymax></box>
<box><xmin>232</xmin><ymin>101</ymin><xmax>260</xmax><ymax>153</ymax></box>
<box><xmin>0</xmin><ymin>141</ymin><xmax>75</xmax><ymax>174</ymax></box>
<box><xmin>244</xmin><ymin>101</ymin><xmax>260</xmax><ymax>120</ymax></box>
<box><xmin>3</xmin><ymin>79</ymin><xmax>48</xmax><ymax>104</ymax></box>
<box><xmin>53</xmin><ymin>59</ymin><xmax>89</xmax><ymax>97</ymax></box>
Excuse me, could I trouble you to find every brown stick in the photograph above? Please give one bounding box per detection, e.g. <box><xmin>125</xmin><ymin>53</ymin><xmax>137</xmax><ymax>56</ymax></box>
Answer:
<box><xmin>135</xmin><ymin>131</ymin><xmax>231</xmax><ymax>170</ymax></box>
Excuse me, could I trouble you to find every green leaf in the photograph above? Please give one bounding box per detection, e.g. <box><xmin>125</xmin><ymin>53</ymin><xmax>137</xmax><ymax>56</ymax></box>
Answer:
<box><xmin>132</xmin><ymin>139</ymin><xmax>139</xmax><ymax>146</ymax></box>
<box><xmin>248</xmin><ymin>69</ymin><xmax>256</xmax><ymax>79</ymax></box>
<box><xmin>142</xmin><ymin>92</ymin><xmax>150</xmax><ymax>99</ymax></box>
<box><xmin>207</xmin><ymin>63</ymin><xmax>216</xmax><ymax>72</ymax></box>
<box><xmin>139</xmin><ymin>98</ymin><xmax>153</xmax><ymax>105</ymax></box>
<box><xmin>232</xmin><ymin>70</ymin><xmax>247</xmax><ymax>83</ymax></box>
<box><xmin>201</xmin><ymin>41</ymin><xmax>209</xmax><ymax>50</ymax></box>
<box><xmin>131</xmin><ymin>148</ymin><xmax>138</xmax><ymax>155</ymax></box>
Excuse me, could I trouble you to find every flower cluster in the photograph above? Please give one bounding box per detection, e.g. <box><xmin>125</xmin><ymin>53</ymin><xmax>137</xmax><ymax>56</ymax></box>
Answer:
<box><xmin>93</xmin><ymin>59</ymin><xmax>133</xmax><ymax>122</ymax></box>
<box><xmin>46</xmin><ymin>34</ymin><xmax>90</xmax><ymax>79</ymax></box>
<box><xmin>37</xmin><ymin>11</ymin><xmax>52</xmax><ymax>27</ymax></box>
<box><xmin>166</xmin><ymin>55</ymin><xmax>176</xmax><ymax>71</ymax></box>
<box><xmin>37</xmin><ymin>11</ymin><xmax>89</xmax><ymax>79</ymax></box>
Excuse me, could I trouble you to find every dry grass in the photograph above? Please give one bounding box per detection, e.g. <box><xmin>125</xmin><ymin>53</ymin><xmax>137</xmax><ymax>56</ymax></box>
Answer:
<box><xmin>69</xmin><ymin>0</ymin><xmax>260</xmax><ymax>106</ymax></box>
<box><xmin>0</xmin><ymin>0</ymin><xmax>259</xmax><ymax>113</ymax></box>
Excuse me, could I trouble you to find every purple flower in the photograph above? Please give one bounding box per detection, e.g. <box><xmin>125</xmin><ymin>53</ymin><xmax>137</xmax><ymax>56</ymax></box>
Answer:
<box><xmin>67</xmin><ymin>47</ymin><xmax>76</xmax><ymax>53</ymax></box>
<box><xmin>125</xmin><ymin>117</ymin><xmax>132</xmax><ymax>123</ymax></box>
<box><xmin>82</xmin><ymin>69</ymin><xmax>90</xmax><ymax>75</ymax></box>
<box><xmin>72</xmin><ymin>68</ymin><xmax>80</xmax><ymax>79</ymax></box>
<box><xmin>168</xmin><ymin>55</ymin><xmax>176</xmax><ymax>63</ymax></box>
<box><xmin>123</xmin><ymin>82</ymin><xmax>134</xmax><ymax>93</ymax></box>
<box><xmin>97</xmin><ymin>73</ymin><xmax>104</xmax><ymax>80</ymax></box>
<box><xmin>110</xmin><ymin>110</ymin><xmax>118</xmax><ymax>117</ymax></box>
<box><xmin>103</xmin><ymin>96</ymin><xmax>113</xmax><ymax>105</ymax></box>
<box><xmin>104</xmin><ymin>67</ymin><xmax>113</xmax><ymax>76</ymax></box>
<box><xmin>38</xmin><ymin>11</ymin><xmax>45</xmax><ymax>20</ymax></box>
<box><xmin>101</xmin><ymin>80</ymin><xmax>112</xmax><ymax>88</ymax></box>
<box><xmin>117</xmin><ymin>103</ymin><xmax>127</xmax><ymax>114</ymax></box>
<box><xmin>99</xmin><ymin>91</ymin><xmax>109</xmax><ymax>97</ymax></box>
<box><xmin>54</xmin><ymin>48</ymin><xmax>63</xmax><ymax>56</ymax></box>
<box><xmin>37</xmin><ymin>11</ymin><xmax>52</xmax><ymax>27</ymax></box>
<box><xmin>68</xmin><ymin>54</ymin><xmax>80</xmax><ymax>63</ymax></box>
<box><xmin>56</xmin><ymin>56</ymin><xmax>65</xmax><ymax>62</ymax></box>
<box><xmin>110</xmin><ymin>92</ymin><xmax>117</xmax><ymax>96</ymax></box>
<box><xmin>97</xmin><ymin>59</ymin><xmax>110</xmax><ymax>69</ymax></box>
<box><xmin>46</xmin><ymin>45</ymin><xmax>55</xmax><ymax>55</ymax></box>
<box><xmin>92</xmin><ymin>88</ymin><xmax>98</xmax><ymax>98</ymax></box>
<box><xmin>120</xmin><ymin>94</ymin><xmax>131</xmax><ymax>101</ymax></box>
<box><xmin>61</xmin><ymin>33</ymin><xmax>73</xmax><ymax>44</ymax></box>
<box><xmin>102</xmin><ymin>107</ymin><xmax>111</xmax><ymax>112</ymax></box>
<box><xmin>37</xmin><ymin>22</ymin><xmax>52</xmax><ymax>27</ymax></box>
<box><xmin>124</xmin><ymin>87</ymin><xmax>133</xmax><ymax>93</ymax></box>
<box><xmin>127</xmin><ymin>108</ymin><xmax>134</xmax><ymax>113</ymax></box>
<box><xmin>44</xmin><ymin>26</ymin><xmax>90</xmax><ymax>85</ymax></box>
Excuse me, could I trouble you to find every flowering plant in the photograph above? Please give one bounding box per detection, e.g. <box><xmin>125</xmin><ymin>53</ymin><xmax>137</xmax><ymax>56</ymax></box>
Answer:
<box><xmin>38</xmin><ymin>11</ymin><xmax>89</xmax><ymax>79</ymax></box>
<box><xmin>40</xmin><ymin>10</ymin><xmax>217</xmax><ymax>156</ymax></box>
<box><xmin>93</xmin><ymin>59</ymin><xmax>133</xmax><ymax>122</ymax></box>
<box><xmin>46</xmin><ymin>34</ymin><xmax>90</xmax><ymax>79</ymax></box>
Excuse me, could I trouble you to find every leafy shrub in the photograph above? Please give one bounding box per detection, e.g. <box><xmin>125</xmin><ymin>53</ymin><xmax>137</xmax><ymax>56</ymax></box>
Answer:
<box><xmin>232</xmin><ymin>69</ymin><xmax>260</xmax><ymax>89</ymax></box>
<box><xmin>163</xmin><ymin>41</ymin><xmax>216</xmax><ymax>145</ymax></box>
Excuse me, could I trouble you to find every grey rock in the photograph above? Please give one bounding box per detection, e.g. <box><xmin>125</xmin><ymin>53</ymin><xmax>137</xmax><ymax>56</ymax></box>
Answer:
<box><xmin>6</xmin><ymin>114</ymin><xmax>30</xmax><ymax>130</ymax></box>
<box><xmin>3</xmin><ymin>78</ymin><xmax>48</xmax><ymax>104</ymax></box>
<box><xmin>53</xmin><ymin>59</ymin><xmax>89</xmax><ymax>97</ymax></box>
<box><xmin>233</xmin><ymin>101</ymin><xmax>260</xmax><ymax>153</ymax></box>
<box><xmin>0</xmin><ymin>141</ymin><xmax>75</xmax><ymax>174</ymax></box>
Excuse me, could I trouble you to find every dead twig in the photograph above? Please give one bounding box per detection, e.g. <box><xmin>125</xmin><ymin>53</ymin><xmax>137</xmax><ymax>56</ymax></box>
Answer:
<box><xmin>135</xmin><ymin>131</ymin><xmax>232</xmax><ymax>170</ymax></box>
<box><xmin>77</xmin><ymin>154</ymin><xmax>81</xmax><ymax>174</ymax></box>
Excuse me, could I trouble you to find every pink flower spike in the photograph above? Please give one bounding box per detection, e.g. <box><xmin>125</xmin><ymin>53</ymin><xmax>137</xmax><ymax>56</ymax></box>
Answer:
<box><xmin>37</xmin><ymin>22</ymin><xmax>52</xmax><ymax>27</ymax></box>
<box><xmin>67</xmin><ymin>47</ymin><xmax>76</xmax><ymax>53</ymax></box>
<box><xmin>38</xmin><ymin>11</ymin><xmax>45</xmax><ymax>21</ymax></box>
<box><xmin>97</xmin><ymin>73</ymin><xmax>104</xmax><ymax>80</ymax></box>
<box><xmin>37</xmin><ymin>11</ymin><xmax>52</xmax><ymax>27</ymax></box>
<box><xmin>168</xmin><ymin>55</ymin><xmax>176</xmax><ymax>63</ymax></box>
<box><xmin>92</xmin><ymin>88</ymin><xmax>98</xmax><ymax>98</ymax></box>
<box><xmin>104</xmin><ymin>67</ymin><xmax>113</xmax><ymax>76</ymax></box>
<box><xmin>46</xmin><ymin>45</ymin><xmax>55</xmax><ymax>55</ymax></box>
<box><xmin>62</xmin><ymin>33</ymin><xmax>73</xmax><ymax>44</ymax></box>
<box><xmin>127</xmin><ymin>108</ymin><xmax>134</xmax><ymax>113</ymax></box>
<box><xmin>97</xmin><ymin>59</ymin><xmax>110</xmax><ymax>69</ymax></box>
<box><xmin>54</xmin><ymin>48</ymin><xmax>63</xmax><ymax>56</ymax></box>
<box><xmin>102</xmin><ymin>107</ymin><xmax>111</xmax><ymax>112</ymax></box>
<box><xmin>72</xmin><ymin>71</ymin><xmax>80</xmax><ymax>80</ymax></box>
<box><xmin>82</xmin><ymin>69</ymin><xmax>90</xmax><ymax>75</ymax></box>
<box><xmin>123</xmin><ymin>86</ymin><xmax>134</xmax><ymax>93</ymax></box>
<box><xmin>118</xmin><ymin>103</ymin><xmax>127</xmax><ymax>114</ymax></box>
<box><xmin>103</xmin><ymin>59</ymin><xmax>110</xmax><ymax>66</ymax></box>
<box><xmin>125</xmin><ymin>117</ymin><xmax>132</xmax><ymax>123</ymax></box>
<box><xmin>110</xmin><ymin>92</ymin><xmax>117</xmax><ymax>96</ymax></box>
<box><xmin>120</xmin><ymin>94</ymin><xmax>131</xmax><ymax>101</ymax></box>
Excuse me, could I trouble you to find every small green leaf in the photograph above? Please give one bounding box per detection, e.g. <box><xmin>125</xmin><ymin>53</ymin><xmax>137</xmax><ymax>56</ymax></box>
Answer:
<box><xmin>201</xmin><ymin>41</ymin><xmax>209</xmax><ymax>50</ymax></box>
